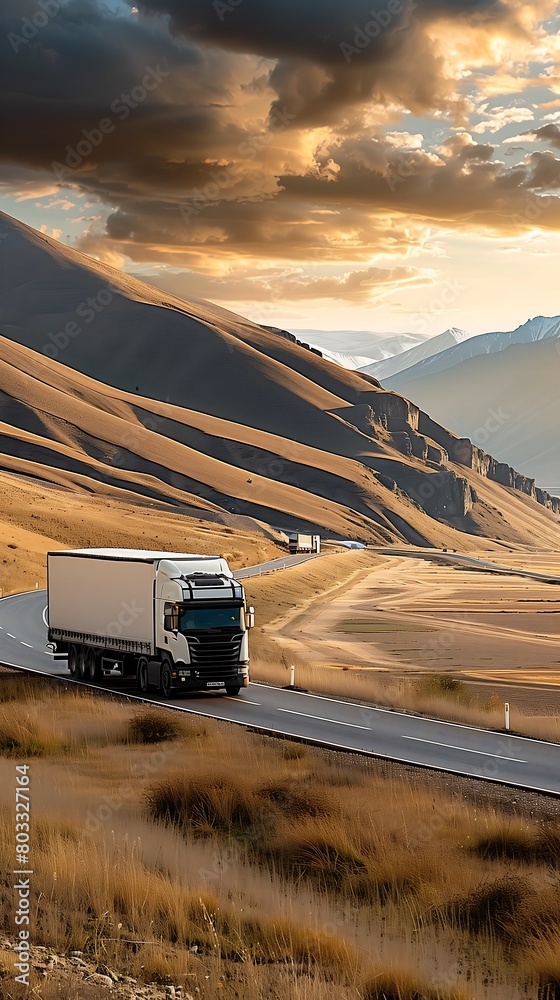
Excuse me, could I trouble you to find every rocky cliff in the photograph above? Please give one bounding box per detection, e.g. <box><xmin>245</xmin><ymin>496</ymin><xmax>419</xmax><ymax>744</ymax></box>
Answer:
<box><xmin>365</xmin><ymin>389</ymin><xmax>560</xmax><ymax>517</ymax></box>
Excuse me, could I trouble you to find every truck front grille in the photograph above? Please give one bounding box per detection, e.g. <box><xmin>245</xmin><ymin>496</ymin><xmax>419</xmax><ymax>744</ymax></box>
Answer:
<box><xmin>185</xmin><ymin>632</ymin><xmax>243</xmax><ymax>676</ymax></box>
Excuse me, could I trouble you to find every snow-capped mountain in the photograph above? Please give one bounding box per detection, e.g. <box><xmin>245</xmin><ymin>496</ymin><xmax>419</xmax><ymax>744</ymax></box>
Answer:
<box><xmin>311</xmin><ymin>348</ymin><xmax>378</xmax><ymax>370</ymax></box>
<box><xmin>385</xmin><ymin>316</ymin><xmax>560</xmax><ymax>386</ymax></box>
<box><xmin>359</xmin><ymin>328</ymin><xmax>470</xmax><ymax>381</ymax></box>
<box><xmin>291</xmin><ymin>329</ymin><xmax>426</xmax><ymax>361</ymax></box>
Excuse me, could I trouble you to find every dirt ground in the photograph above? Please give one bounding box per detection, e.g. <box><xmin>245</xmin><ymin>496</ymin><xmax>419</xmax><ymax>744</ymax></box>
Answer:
<box><xmin>272</xmin><ymin>549</ymin><xmax>560</xmax><ymax>716</ymax></box>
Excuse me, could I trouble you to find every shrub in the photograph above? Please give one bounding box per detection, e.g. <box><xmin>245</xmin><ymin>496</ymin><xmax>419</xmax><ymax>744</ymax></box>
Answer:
<box><xmin>414</xmin><ymin>674</ymin><xmax>469</xmax><ymax>703</ymax></box>
<box><xmin>273</xmin><ymin>834</ymin><xmax>370</xmax><ymax>894</ymax></box>
<box><xmin>473</xmin><ymin>822</ymin><xmax>560</xmax><ymax>868</ymax></box>
<box><xmin>146</xmin><ymin>773</ymin><xmax>261</xmax><ymax>835</ymax></box>
<box><xmin>362</xmin><ymin>971</ymin><xmax>467</xmax><ymax>1000</ymax></box>
<box><xmin>128</xmin><ymin>709</ymin><xmax>184</xmax><ymax>744</ymax></box>
<box><xmin>258</xmin><ymin>779</ymin><xmax>330</xmax><ymax>818</ymax></box>
<box><xmin>441</xmin><ymin>875</ymin><xmax>533</xmax><ymax>939</ymax></box>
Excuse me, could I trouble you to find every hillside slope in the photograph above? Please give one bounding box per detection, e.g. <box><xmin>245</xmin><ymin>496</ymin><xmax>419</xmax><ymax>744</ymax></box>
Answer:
<box><xmin>0</xmin><ymin>212</ymin><xmax>559</xmax><ymax>547</ymax></box>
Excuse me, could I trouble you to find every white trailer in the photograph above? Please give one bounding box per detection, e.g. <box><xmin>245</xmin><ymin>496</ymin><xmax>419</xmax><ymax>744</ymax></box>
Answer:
<box><xmin>288</xmin><ymin>533</ymin><xmax>314</xmax><ymax>554</ymax></box>
<box><xmin>47</xmin><ymin>549</ymin><xmax>255</xmax><ymax>697</ymax></box>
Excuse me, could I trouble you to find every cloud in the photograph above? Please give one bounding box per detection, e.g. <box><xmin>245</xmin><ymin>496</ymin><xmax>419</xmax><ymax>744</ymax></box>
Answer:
<box><xmin>530</xmin><ymin>123</ymin><xmax>560</xmax><ymax>150</ymax></box>
<box><xmin>2</xmin><ymin>0</ymin><xmax>560</xmax><ymax>298</ymax></box>
<box><xmin>136</xmin><ymin>262</ymin><xmax>435</xmax><ymax>304</ymax></box>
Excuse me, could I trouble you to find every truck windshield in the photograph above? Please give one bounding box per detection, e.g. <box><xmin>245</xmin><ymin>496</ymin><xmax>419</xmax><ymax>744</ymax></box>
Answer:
<box><xmin>179</xmin><ymin>607</ymin><xmax>243</xmax><ymax>632</ymax></box>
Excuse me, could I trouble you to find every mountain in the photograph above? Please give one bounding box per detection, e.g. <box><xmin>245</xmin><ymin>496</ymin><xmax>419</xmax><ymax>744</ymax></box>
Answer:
<box><xmin>359</xmin><ymin>328</ymin><xmax>470</xmax><ymax>381</ymax></box>
<box><xmin>307</xmin><ymin>348</ymin><xmax>378</xmax><ymax>371</ymax></box>
<box><xmin>293</xmin><ymin>329</ymin><xmax>426</xmax><ymax>361</ymax></box>
<box><xmin>387</xmin><ymin>338</ymin><xmax>560</xmax><ymax>494</ymax></box>
<box><xmin>0</xmin><ymin>211</ymin><xmax>559</xmax><ymax>549</ymax></box>
<box><xmin>385</xmin><ymin>315</ymin><xmax>560</xmax><ymax>386</ymax></box>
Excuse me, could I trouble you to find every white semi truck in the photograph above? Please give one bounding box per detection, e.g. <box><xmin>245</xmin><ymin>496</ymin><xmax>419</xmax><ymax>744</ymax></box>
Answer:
<box><xmin>288</xmin><ymin>534</ymin><xmax>321</xmax><ymax>554</ymax></box>
<box><xmin>46</xmin><ymin>549</ymin><xmax>255</xmax><ymax>697</ymax></box>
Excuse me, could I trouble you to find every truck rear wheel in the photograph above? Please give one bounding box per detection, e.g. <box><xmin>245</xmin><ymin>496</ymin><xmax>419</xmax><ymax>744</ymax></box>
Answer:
<box><xmin>77</xmin><ymin>646</ymin><xmax>87</xmax><ymax>679</ymax></box>
<box><xmin>84</xmin><ymin>647</ymin><xmax>101</xmax><ymax>682</ymax></box>
<box><xmin>137</xmin><ymin>657</ymin><xmax>149</xmax><ymax>694</ymax></box>
<box><xmin>68</xmin><ymin>645</ymin><xmax>79</xmax><ymax>678</ymax></box>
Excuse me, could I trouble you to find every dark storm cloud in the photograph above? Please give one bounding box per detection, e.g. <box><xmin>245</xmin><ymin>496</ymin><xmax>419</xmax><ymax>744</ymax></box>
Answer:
<box><xmin>530</xmin><ymin>123</ymin><xmax>560</xmax><ymax>150</ymax></box>
<box><xmin>137</xmin><ymin>0</ymin><xmax>516</xmax><ymax>123</ymax></box>
<box><xmin>0</xmin><ymin>0</ymin><xmax>248</xmax><ymax>187</ymax></box>
<box><xmin>137</xmin><ymin>0</ymin><xmax>508</xmax><ymax>65</ymax></box>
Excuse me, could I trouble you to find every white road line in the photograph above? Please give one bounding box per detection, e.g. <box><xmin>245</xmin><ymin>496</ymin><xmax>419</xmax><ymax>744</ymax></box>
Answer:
<box><xmin>402</xmin><ymin>735</ymin><xmax>526</xmax><ymax>763</ymax></box>
<box><xmin>6</xmin><ymin>633</ymin><xmax>16</xmax><ymax>639</ymax></box>
<box><xmin>252</xmin><ymin>684</ymin><xmax>560</xmax><ymax>748</ymax></box>
<box><xmin>277</xmin><ymin>708</ymin><xmax>370</xmax><ymax>731</ymax></box>
<box><xmin>223</xmin><ymin>697</ymin><xmax>261</xmax><ymax>705</ymax></box>
<box><xmin>42</xmin><ymin>606</ymin><xmax>48</xmax><ymax>627</ymax></box>
<box><xmin>20</xmin><ymin>642</ymin><xmax>33</xmax><ymax>648</ymax></box>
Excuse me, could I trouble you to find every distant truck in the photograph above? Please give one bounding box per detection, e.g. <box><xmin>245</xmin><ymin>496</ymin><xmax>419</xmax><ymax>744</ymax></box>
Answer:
<box><xmin>46</xmin><ymin>549</ymin><xmax>255</xmax><ymax>697</ymax></box>
<box><xmin>288</xmin><ymin>534</ymin><xmax>321</xmax><ymax>554</ymax></box>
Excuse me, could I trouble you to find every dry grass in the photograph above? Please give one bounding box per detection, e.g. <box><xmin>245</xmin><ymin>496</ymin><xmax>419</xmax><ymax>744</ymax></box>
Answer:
<box><xmin>0</xmin><ymin>669</ymin><xmax>558</xmax><ymax>997</ymax></box>
<box><xmin>361</xmin><ymin>971</ymin><xmax>468</xmax><ymax>1000</ymax></box>
<box><xmin>0</xmin><ymin>703</ymin><xmax>66</xmax><ymax>757</ymax></box>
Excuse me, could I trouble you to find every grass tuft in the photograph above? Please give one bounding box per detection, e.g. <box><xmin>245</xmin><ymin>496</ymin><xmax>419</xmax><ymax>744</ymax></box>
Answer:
<box><xmin>441</xmin><ymin>875</ymin><xmax>533</xmax><ymax>939</ymax></box>
<box><xmin>414</xmin><ymin>674</ymin><xmax>469</xmax><ymax>703</ymax></box>
<box><xmin>473</xmin><ymin>819</ymin><xmax>560</xmax><ymax>867</ymax></box>
<box><xmin>128</xmin><ymin>709</ymin><xmax>185</xmax><ymax>744</ymax></box>
<box><xmin>362</xmin><ymin>970</ymin><xmax>467</xmax><ymax>1000</ymax></box>
<box><xmin>146</xmin><ymin>772</ymin><xmax>262</xmax><ymax>835</ymax></box>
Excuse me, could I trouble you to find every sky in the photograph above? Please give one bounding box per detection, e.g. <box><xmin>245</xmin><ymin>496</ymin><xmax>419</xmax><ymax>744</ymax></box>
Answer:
<box><xmin>2</xmin><ymin>0</ymin><xmax>560</xmax><ymax>341</ymax></box>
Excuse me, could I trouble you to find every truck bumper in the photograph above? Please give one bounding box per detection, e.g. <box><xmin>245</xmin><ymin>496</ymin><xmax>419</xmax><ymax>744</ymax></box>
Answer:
<box><xmin>171</xmin><ymin>666</ymin><xmax>249</xmax><ymax>693</ymax></box>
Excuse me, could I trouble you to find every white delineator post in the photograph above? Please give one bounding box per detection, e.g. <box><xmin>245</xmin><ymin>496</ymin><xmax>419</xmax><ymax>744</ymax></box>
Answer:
<box><xmin>290</xmin><ymin>665</ymin><xmax>295</xmax><ymax>688</ymax></box>
<box><xmin>505</xmin><ymin>702</ymin><xmax>510</xmax><ymax>732</ymax></box>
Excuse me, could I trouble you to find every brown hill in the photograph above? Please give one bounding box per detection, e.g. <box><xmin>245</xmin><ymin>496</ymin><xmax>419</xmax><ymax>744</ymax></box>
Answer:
<box><xmin>0</xmin><ymin>211</ymin><xmax>559</xmax><ymax>549</ymax></box>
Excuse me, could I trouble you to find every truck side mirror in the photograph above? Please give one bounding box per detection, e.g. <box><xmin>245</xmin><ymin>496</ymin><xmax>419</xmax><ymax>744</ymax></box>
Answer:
<box><xmin>246</xmin><ymin>606</ymin><xmax>255</xmax><ymax>629</ymax></box>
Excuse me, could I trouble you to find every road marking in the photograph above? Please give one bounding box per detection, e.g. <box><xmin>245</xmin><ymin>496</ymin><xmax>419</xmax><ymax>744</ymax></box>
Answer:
<box><xmin>252</xmin><ymin>685</ymin><xmax>560</xmax><ymax>748</ymax></box>
<box><xmin>6</xmin><ymin>633</ymin><xmax>16</xmax><ymax>639</ymax></box>
<box><xmin>42</xmin><ymin>606</ymin><xmax>48</xmax><ymax>627</ymax></box>
<box><xmin>277</xmin><ymin>708</ymin><xmax>370</xmax><ymax>731</ymax></box>
<box><xmin>223</xmin><ymin>697</ymin><xmax>261</xmax><ymax>705</ymax></box>
<box><xmin>20</xmin><ymin>642</ymin><xmax>33</xmax><ymax>648</ymax></box>
<box><xmin>401</xmin><ymin>735</ymin><xmax>526</xmax><ymax>762</ymax></box>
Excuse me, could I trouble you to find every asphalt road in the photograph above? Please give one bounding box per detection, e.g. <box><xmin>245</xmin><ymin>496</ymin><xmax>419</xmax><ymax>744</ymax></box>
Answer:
<box><xmin>1</xmin><ymin>569</ymin><xmax>559</xmax><ymax>796</ymax></box>
<box><xmin>234</xmin><ymin>552</ymin><xmax>322</xmax><ymax>579</ymax></box>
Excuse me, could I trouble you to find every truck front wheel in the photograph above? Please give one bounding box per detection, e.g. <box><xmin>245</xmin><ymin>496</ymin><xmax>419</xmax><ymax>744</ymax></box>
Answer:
<box><xmin>225</xmin><ymin>685</ymin><xmax>241</xmax><ymax>696</ymax></box>
<box><xmin>160</xmin><ymin>661</ymin><xmax>173</xmax><ymax>699</ymax></box>
<box><xmin>137</xmin><ymin>657</ymin><xmax>149</xmax><ymax>694</ymax></box>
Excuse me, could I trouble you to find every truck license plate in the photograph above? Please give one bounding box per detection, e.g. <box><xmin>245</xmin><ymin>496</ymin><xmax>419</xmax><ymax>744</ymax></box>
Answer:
<box><xmin>207</xmin><ymin>682</ymin><xmax>224</xmax><ymax>688</ymax></box>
